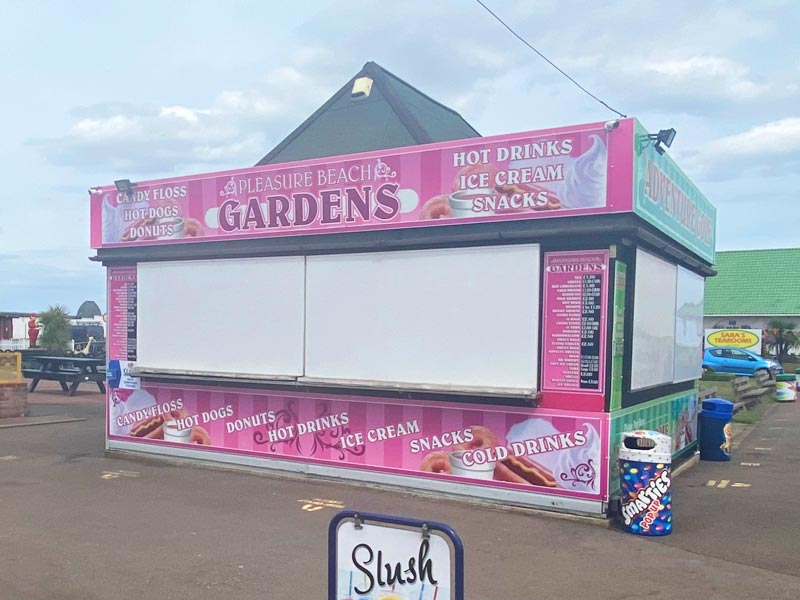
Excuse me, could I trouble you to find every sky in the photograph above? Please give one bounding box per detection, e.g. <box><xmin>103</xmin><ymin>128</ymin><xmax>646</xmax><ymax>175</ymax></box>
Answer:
<box><xmin>1</xmin><ymin>0</ymin><xmax>798</xmax><ymax>313</ymax></box>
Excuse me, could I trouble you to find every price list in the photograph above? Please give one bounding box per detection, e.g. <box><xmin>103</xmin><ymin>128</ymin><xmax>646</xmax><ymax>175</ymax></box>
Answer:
<box><xmin>108</xmin><ymin>267</ymin><xmax>138</xmax><ymax>361</ymax></box>
<box><xmin>542</xmin><ymin>251</ymin><xmax>608</xmax><ymax>393</ymax></box>
<box><xmin>579</xmin><ymin>273</ymin><xmax>601</xmax><ymax>389</ymax></box>
<box><xmin>125</xmin><ymin>282</ymin><xmax>138</xmax><ymax>361</ymax></box>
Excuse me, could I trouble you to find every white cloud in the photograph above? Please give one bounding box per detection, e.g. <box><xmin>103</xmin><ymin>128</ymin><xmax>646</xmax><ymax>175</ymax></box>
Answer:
<box><xmin>34</xmin><ymin>54</ymin><xmax>339</xmax><ymax>178</ymax></box>
<box><xmin>72</xmin><ymin>114</ymin><xmax>143</xmax><ymax>140</ymax></box>
<box><xmin>159</xmin><ymin>106</ymin><xmax>208</xmax><ymax>123</ymax></box>
<box><xmin>693</xmin><ymin>117</ymin><xmax>800</xmax><ymax>178</ymax></box>
<box><xmin>630</xmin><ymin>55</ymin><xmax>768</xmax><ymax>101</ymax></box>
<box><xmin>707</xmin><ymin>117</ymin><xmax>800</xmax><ymax>156</ymax></box>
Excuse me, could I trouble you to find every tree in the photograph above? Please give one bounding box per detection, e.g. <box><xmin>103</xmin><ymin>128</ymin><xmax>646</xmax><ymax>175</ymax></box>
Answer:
<box><xmin>38</xmin><ymin>305</ymin><xmax>71</xmax><ymax>354</ymax></box>
<box><xmin>765</xmin><ymin>318</ymin><xmax>799</xmax><ymax>364</ymax></box>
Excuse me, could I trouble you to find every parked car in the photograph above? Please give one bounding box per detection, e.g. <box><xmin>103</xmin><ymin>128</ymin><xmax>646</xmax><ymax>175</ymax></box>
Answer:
<box><xmin>702</xmin><ymin>347</ymin><xmax>783</xmax><ymax>377</ymax></box>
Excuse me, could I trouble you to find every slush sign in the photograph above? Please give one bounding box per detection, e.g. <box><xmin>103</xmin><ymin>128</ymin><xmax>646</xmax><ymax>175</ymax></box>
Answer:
<box><xmin>705</xmin><ymin>329</ymin><xmax>761</xmax><ymax>351</ymax></box>
<box><xmin>329</xmin><ymin>511</ymin><xmax>464</xmax><ymax>600</ymax></box>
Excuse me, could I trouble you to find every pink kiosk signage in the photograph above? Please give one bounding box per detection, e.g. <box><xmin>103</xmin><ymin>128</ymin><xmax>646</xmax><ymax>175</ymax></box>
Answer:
<box><xmin>91</xmin><ymin>121</ymin><xmax>632</xmax><ymax>248</ymax></box>
<box><xmin>92</xmin><ymin>118</ymin><xmax>714</xmax><ymax>517</ymax></box>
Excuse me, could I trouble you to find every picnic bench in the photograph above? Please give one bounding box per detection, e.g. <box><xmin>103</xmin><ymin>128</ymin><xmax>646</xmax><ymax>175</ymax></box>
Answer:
<box><xmin>755</xmin><ymin>369</ymin><xmax>777</xmax><ymax>390</ymax></box>
<box><xmin>698</xmin><ymin>386</ymin><xmax>717</xmax><ymax>401</ymax></box>
<box><xmin>23</xmin><ymin>356</ymin><xmax>106</xmax><ymax>396</ymax></box>
<box><xmin>732</xmin><ymin>374</ymin><xmax>771</xmax><ymax>412</ymax></box>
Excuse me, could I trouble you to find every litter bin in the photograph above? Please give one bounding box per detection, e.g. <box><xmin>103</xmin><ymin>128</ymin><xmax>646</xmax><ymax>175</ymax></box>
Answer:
<box><xmin>699</xmin><ymin>398</ymin><xmax>734</xmax><ymax>461</ymax></box>
<box><xmin>618</xmin><ymin>430</ymin><xmax>672</xmax><ymax>536</ymax></box>
<box><xmin>776</xmin><ymin>373</ymin><xmax>797</xmax><ymax>402</ymax></box>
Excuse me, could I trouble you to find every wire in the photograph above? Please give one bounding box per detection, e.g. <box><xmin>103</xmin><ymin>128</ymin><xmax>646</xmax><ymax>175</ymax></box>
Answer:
<box><xmin>474</xmin><ymin>0</ymin><xmax>627</xmax><ymax>118</ymax></box>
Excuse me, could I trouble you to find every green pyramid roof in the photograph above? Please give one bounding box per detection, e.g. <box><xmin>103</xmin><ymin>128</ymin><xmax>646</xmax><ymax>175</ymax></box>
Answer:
<box><xmin>255</xmin><ymin>61</ymin><xmax>480</xmax><ymax>166</ymax></box>
<box><xmin>705</xmin><ymin>248</ymin><xmax>800</xmax><ymax>316</ymax></box>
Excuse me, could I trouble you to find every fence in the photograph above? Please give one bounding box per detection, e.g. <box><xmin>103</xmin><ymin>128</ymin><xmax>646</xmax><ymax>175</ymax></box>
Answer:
<box><xmin>0</xmin><ymin>352</ymin><xmax>22</xmax><ymax>383</ymax></box>
<box><xmin>0</xmin><ymin>338</ymin><xmax>30</xmax><ymax>351</ymax></box>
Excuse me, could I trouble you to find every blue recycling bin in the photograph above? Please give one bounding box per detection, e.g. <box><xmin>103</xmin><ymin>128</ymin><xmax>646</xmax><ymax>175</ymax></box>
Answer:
<box><xmin>699</xmin><ymin>398</ymin><xmax>734</xmax><ymax>461</ymax></box>
<box><xmin>618</xmin><ymin>431</ymin><xmax>673</xmax><ymax>536</ymax></box>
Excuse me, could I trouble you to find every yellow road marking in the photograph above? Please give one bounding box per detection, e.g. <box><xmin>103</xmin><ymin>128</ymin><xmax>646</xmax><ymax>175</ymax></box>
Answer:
<box><xmin>706</xmin><ymin>480</ymin><xmax>717</xmax><ymax>487</ymax></box>
<box><xmin>731</xmin><ymin>483</ymin><xmax>751</xmax><ymax>488</ymax></box>
<box><xmin>718</xmin><ymin>479</ymin><xmax>730</xmax><ymax>488</ymax></box>
<box><xmin>298</xmin><ymin>497</ymin><xmax>345</xmax><ymax>512</ymax></box>
<box><xmin>101</xmin><ymin>470</ymin><xmax>140</xmax><ymax>480</ymax></box>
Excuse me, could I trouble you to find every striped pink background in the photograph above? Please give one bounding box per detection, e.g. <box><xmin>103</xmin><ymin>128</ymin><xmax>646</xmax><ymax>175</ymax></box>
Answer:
<box><xmin>108</xmin><ymin>383</ymin><xmax>609</xmax><ymax>501</ymax></box>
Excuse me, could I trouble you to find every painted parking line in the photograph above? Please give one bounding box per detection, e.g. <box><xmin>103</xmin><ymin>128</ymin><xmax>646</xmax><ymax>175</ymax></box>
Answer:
<box><xmin>768</xmin><ymin>427</ymin><xmax>785</xmax><ymax>431</ymax></box>
<box><xmin>718</xmin><ymin>479</ymin><xmax>730</xmax><ymax>488</ymax></box>
<box><xmin>753</xmin><ymin>447</ymin><xmax>773</xmax><ymax>451</ymax></box>
<box><xmin>731</xmin><ymin>483</ymin><xmax>751</xmax><ymax>488</ymax></box>
<box><xmin>0</xmin><ymin>455</ymin><xmax>19</xmax><ymax>461</ymax></box>
<box><xmin>740</xmin><ymin>462</ymin><xmax>761</xmax><ymax>467</ymax></box>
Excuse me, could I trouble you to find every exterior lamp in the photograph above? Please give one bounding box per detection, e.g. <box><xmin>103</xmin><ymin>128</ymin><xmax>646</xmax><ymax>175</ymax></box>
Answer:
<box><xmin>351</xmin><ymin>76</ymin><xmax>373</xmax><ymax>100</ymax></box>
<box><xmin>114</xmin><ymin>179</ymin><xmax>134</xmax><ymax>194</ymax></box>
<box><xmin>648</xmin><ymin>128</ymin><xmax>677</xmax><ymax>155</ymax></box>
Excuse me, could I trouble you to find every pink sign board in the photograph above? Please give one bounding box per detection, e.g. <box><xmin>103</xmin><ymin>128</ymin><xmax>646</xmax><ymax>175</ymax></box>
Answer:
<box><xmin>541</xmin><ymin>250</ymin><xmax>609</xmax><ymax>410</ymax></box>
<box><xmin>90</xmin><ymin>119</ymin><xmax>635</xmax><ymax>248</ymax></box>
<box><xmin>108</xmin><ymin>383</ymin><xmax>609</xmax><ymax>501</ymax></box>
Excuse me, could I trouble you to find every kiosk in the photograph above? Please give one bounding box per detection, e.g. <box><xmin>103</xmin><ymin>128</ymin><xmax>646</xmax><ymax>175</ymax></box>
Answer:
<box><xmin>91</xmin><ymin>116</ymin><xmax>715</xmax><ymax>516</ymax></box>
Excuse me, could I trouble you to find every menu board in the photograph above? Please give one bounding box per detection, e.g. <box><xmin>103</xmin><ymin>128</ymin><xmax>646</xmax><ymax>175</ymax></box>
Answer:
<box><xmin>542</xmin><ymin>250</ymin><xmax>609</xmax><ymax>394</ymax></box>
<box><xmin>108</xmin><ymin>266</ymin><xmax>138</xmax><ymax>361</ymax></box>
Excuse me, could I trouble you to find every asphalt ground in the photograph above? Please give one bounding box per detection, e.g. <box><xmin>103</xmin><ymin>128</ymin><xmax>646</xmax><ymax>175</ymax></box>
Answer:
<box><xmin>656</xmin><ymin>398</ymin><xmax>800</xmax><ymax>577</ymax></box>
<box><xmin>1</xmin><ymin>381</ymin><xmax>798</xmax><ymax>599</ymax></box>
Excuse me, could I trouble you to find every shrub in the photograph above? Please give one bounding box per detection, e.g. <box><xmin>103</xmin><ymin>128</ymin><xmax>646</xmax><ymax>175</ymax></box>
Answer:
<box><xmin>38</xmin><ymin>305</ymin><xmax>71</xmax><ymax>354</ymax></box>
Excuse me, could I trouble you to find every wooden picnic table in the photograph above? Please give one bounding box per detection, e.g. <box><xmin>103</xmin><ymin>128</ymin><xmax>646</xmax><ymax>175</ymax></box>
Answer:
<box><xmin>23</xmin><ymin>356</ymin><xmax>106</xmax><ymax>396</ymax></box>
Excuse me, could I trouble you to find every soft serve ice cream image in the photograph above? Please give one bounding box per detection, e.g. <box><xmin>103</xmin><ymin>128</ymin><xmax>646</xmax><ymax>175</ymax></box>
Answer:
<box><xmin>559</xmin><ymin>134</ymin><xmax>607</xmax><ymax>209</ymax></box>
<box><xmin>419</xmin><ymin>131</ymin><xmax>609</xmax><ymax>221</ymax></box>
<box><xmin>101</xmin><ymin>194</ymin><xmax>126</xmax><ymax>243</ymax></box>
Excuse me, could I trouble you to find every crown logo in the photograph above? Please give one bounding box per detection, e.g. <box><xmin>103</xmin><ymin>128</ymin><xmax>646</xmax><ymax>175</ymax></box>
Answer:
<box><xmin>219</xmin><ymin>177</ymin><xmax>237</xmax><ymax>197</ymax></box>
<box><xmin>374</xmin><ymin>159</ymin><xmax>396</xmax><ymax>181</ymax></box>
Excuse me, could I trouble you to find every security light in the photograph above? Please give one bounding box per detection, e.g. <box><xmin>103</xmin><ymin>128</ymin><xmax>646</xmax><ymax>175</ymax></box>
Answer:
<box><xmin>114</xmin><ymin>179</ymin><xmax>133</xmax><ymax>193</ymax></box>
<box><xmin>648</xmin><ymin>128</ymin><xmax>677</xmax><ymax>155</ymax></box>
<box><xmin>658</xmin><ymin>128</ymin><xmax>677</xmax><ymax>147</ymax></box>
<box><xmin>351</xmin><ymin>76</ymin><xmax>373</xmax><ymax>100</ymax></box>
